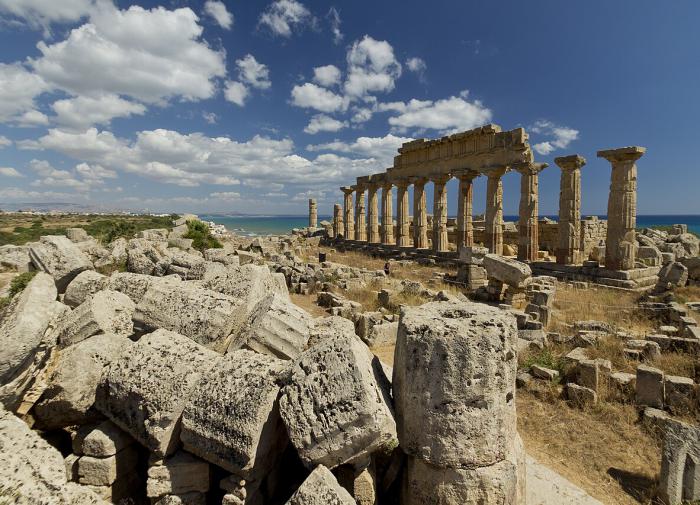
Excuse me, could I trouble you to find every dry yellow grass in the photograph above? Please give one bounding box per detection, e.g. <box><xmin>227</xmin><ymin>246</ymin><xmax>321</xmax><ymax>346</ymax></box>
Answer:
<box><xmin>674</xmin><ymin>284</ymin><xmax>700</xmax><ymax>303</ymax></box>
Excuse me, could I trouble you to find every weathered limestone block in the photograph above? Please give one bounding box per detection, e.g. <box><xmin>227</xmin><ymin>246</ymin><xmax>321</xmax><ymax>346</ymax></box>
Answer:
<box><xmin>366</xmin><ymin>321</ymin><xmax>399</xmax><ymax>347</ymax></box>
<box><xmin>64</xmin><ymin>270</ymin><xmax>108</xmax><ymax>308</ymax></box>
<box><xmin>0</xmin><ymin>406</ymin><xmax>104</xmax><ymax>504</ymax></box>
<box><xmin>636</xmin><ymin>364</ymin><xmax>665</xmax><ymax>408</ymax></box>
<box><xmin>307</xmin><ymin>316</ymin><xmax>357</xmax><ymax>348</ymax></box>
<box><xmin>126</xmin><ymin>238</ymin><xmax>166</xmax><ymax>275</ymax></box>
<box><xmin>73</xmin><ymin>420</ymin><xmax>135</xmax><ymax>457</ymax></box>
<box><xmin>66</xmin><ymin>227</ymin><xmax>90</xmax><ymax>243</ymax></box>
<box><xmin>134</xmin><ymin>282</ymin><xmax>242</xmax><ymax>351</ymax></box>
<box><xmin>0</xmin><ymin>244</ymin><xmax>32</xmax><ymax>271</ymax></box>
<box><xmin>285</xmin><ymin>465</ymin><xmax>355</xmax><ymax>505</ymax></box>
<box><xmin>77</xmin><ymin>445</ymin><xmax>138</xmax><ymax>486</ymax></box>
<box><xmin>202</xmin><ymin>264</ymin><xmax>289</xmax><ymax>308</ymax></box>
<box><xmin>34</xmin><ymin>334</ymin><xmax>132</xmax><ymax>429</ymax></box>
<box><xmin>280</xmin><ymin>333</ymin><xmax>396</xmax><ymax>469</ymax></box>
<box><xmin>181</xmin><ymin>350</ymin><xmax>288</xmax><ymax>479</ymax></box>
<box><xmin>140</xmin><ymin>228</ymin><xmax>170</xmax><ymax>240</ymax></box>
<box><xmin>664</xmin><ymin>375</ymin><xmax>695</xmax><ymax>414</ymax></box>
<box><xmin>566</xmin><ymin>383</ymin><xmax>598</xmax><ymax>406</ymax></box>
<box><xmin>656</xmin><ymin>261</ymin><xmax>689</xmax><ymax>290</ymax></box>
<box><xmin>58</xmin><ymin>290</ymin><xmax>135</xmax><ymax>347</ymax></box>
<box><xmin>219</xmin><ymin>474</ymin><xmax>263</xmax><ymax>505</ymax></box>
<box><xmin>147</xmin><ymin>450</ymin><xmax>210</xmax><ymax>498</ymax></box>
<box><xmin>394</xmin><ymin>300</ymin><xmax>517</xmax><ymax>468</ymax></box>
<box><xmin>96</xmin><ymin>329</ymin><xmax>219</xmax><ymax>457</ymax></box>
<box><xmin>0</xmin><ymin>272</ymin><xmax>66</xmax><ymax>409</ymax></box>
<box><xmin>229</xmin><ymin>294</ymin><xmax>312</xmax><ymax>360</ymax></box>
<box><xmin>106</xmin><ymin>271</ymin><xmax>181</xmax><ymax>304</ymax></box>
<box><xmin>29</xmin><ymin>235</ymin><xmax>93</xmax><ymax>292</ymax></box>
<box><xmin>659</xmin><ymin>419</ymin><xmax>700</xmax><ymax>505</ymax></box>
<box><xmin>483</xmin><ymin>254</ymin><xmax>532</xmax><ymax>288</ymax></box>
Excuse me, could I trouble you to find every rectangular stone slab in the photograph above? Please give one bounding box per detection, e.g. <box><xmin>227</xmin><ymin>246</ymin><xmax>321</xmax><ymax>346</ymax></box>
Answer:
<box><xmin>28</xmin><ymin>235</ymin><xmax>93</xmax><ymax>292</ymax></box>
<box><xmin>96</xmin><ymin>329</ymin><xmax>220</xmax><ymax>457</ymax></box>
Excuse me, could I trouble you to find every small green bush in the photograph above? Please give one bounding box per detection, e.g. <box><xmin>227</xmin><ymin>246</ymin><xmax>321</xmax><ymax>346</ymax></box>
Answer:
<box><xmin>183</xmin><ymin>220</ymin><xmax>222</xmax><ymax>252</ymax></box>
<box><xmin>9</xmin><ymin>271</ymin><xmax>37</xmax><ymax>298</ymax></box>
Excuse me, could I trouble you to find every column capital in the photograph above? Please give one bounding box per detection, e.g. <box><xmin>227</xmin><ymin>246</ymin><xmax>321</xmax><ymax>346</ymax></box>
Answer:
<box><xmin>514</xmin><ymin>162</ymin><xmax>548</xmax><ymax>176</ymax></box>
<box><xmin>341</xmin><ymin>186</ymin><xmax>354</xmax><ymax>194</ymax></box>
<box><xmin>597</xmin><ymin>146</ymin><xmax>646</xmax><ymax>163</ymax></box>
<box><xmin>554</xmin><ymin>154</ymin><xmax>586</xmax><ymax>171</ymax></box>
<box><xmin>431</xmin><ymin>173</ymin><xmax>452</xmax><ymax>185</ymax></box>
<box><xmin>486</xmin><ymin>166</ymin><xmax>508</xmax><ymax>179</ymax></box>
<box><xmin>408</xmin><ymin>176</ymin><xmax>428</xmax><ymax>186</ymax></box>
<box><xmin>381</xmin><ymin>182</ymin><xmax>394</xmax><ymax>191</ymax></box>
<box><xmin>392</xmin><ymin>177</ymin><xmax>410</xmax><ymax>188</ymax></box>
<box><xmin>455</xmin><ymin>169</ymin><xmax>479</xmax><ymax>181</ymax></box>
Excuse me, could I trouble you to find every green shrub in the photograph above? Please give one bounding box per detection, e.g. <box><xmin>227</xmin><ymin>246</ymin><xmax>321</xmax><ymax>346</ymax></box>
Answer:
<box><xmin>183</xmin><ymin>220</ymin><xmax>222</xmax><ymax>252</ymax></box>
<box><xmin>9</xmin><ymin>271</ymin><xmax>37</xmax><ymax>298</ymax></box>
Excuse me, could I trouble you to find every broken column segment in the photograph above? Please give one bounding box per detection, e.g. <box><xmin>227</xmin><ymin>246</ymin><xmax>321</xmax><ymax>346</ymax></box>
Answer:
<box><xmin>658</xmin><ymin>418</ymin><xmax>700</xmax><ymax>504</ymax></box>
<box><xmin>57</xmin><ymin>290</ymin><xmax>135</xmax><ymax>347</ymax></box>
<box><xmin>393</xmin><ymin>300</ymin><xmax>523</xmax><ymax>504</ymax></box>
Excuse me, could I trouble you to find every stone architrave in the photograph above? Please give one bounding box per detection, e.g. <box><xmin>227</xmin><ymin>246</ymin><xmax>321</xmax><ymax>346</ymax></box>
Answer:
<box><xmin>412</xmin><ymin>178</ymin><xmax>428</xmax><ymax>249</ymax></box>
<box><xmin>515</xmin><ymin>163</ymin><xmax>547</xmax><ymax>262</ymax></box>
<box><xmin>333</xmin><ymin>204</ymin><xmax>343</xmax><ymax>238</ymax></box>
<box><xmin>395</xmin><ymin>180</ymin><xmax>411</xmax><ymax>248</ymax></box>
<box><xmin>485</xmin><ymin>168</ymin><xmax>508</xmax><ymax>255</ymax></box>
<box><xmin>355</xmin><ymin>185</ymin><xmax>366</xmax><ymax>242</ymax></box>
<box><xmin>456</xmin><ymin>171</ymin><xmax>477</xmax><ymax>250</ymax></box>
<box><xmin>367</xmin><ymin>184</ymin><xmax>380</xmax><ymax>244</ymax></box>
<box><xmin>597</xmin><ymin>146</ymin><xmax>646</xmax><ymax>270</ymax></box>
<box><xmin>555</xmin><ymin>155</ymin><xmax>586</xmax><ymax>265</ymax></box>
<box><xmin>432</xmin><ymin>175</ymin><xmax>450</xmax><ymax>253</ymax></box>
<box><xmin>341</xmin><ymin>187</ymin><xmax>355</xmax><ymax>240</ymax></box>
<box><xmin>381</xmin><ymin>184</ymin><xmax>394</xmax><ymax>245</ymax></box>
<box><xmin>308</xmin><ymin>199</ymin><xmax>317</xmax><ymax>229</ymax></box>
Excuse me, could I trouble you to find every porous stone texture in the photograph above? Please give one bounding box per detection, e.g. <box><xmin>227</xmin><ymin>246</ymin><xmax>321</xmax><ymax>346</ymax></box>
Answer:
<box><xmin>154</xmin><ymin>493</ymin><xmax>206</xmax><ymax>505</ymax></box>
<box><xmin>96</xmin><ymin>329</ymin><xmax>219</xmax><ymax>457</ymax></box>
<box><xmin>57</xmin><ymin>290</ymin><xmax>135</xmax><ymax>347</ymax></box>
<box><xmin>77</xmin><ymin>445</ymin><xmax>138</xmax><ymax>486</ymax></box>
<box><xmin>659</xmin><ymin>419</ymin><xmax>700</xmax><ymax>505</ymax></box>
<box><xmin>280</xmin><ymin>333</ymin><xmax>396</xmax><ymax>469</ymax></box>
<box><xmin>34</xmin><ymin>334</ymin><xmax>132</xmax><ymax>429</ymax></box>
<box><xmin>307</xmin><ymin>316</ymin><xmax>357</xmax><ymax>348</ymax></box>
<box><xmin>636</xmin><ymin>364</ymin><xmax>665</xmax><ymax>409</ymax></box>
<box><xmin>0</xmin><ymin>272</ymin><xmax>66</xmax><ymax>410</ymax></box>
<box><xmin>202</xmin><ymin>264</ymin><xmax>289</xmax><ymax>312</ymax></box>
<box><xmin>64</xmin><ymin>270</ymin><xmax>108</xmax><ymax>308</ymax></box>
<box><xmin>147</xmin><ymin>450</ymin><xmax>210</xmax><ymax>498</ymax></box>
<box><xmin>285</xmin><ymin>464</ymin><xmax>355</xmax><ymax>505</ymax></box>
<box><xmin>73</xmin><ymin>420</ymin><xmax>135</xmax><ymax>457</ymax></box>
<box><xmin>229</xmin><ymin>293</ymin><xmax>312</xmax><ymax>360</ymax></box>
<box><xmin>106</xmin><ymin>271</ymin><xmax>181</xmax><ymax>304</ymax></box>
<box><xmin>0</xmin><ymin>405</ymin><xmax>104</xmax><ymax>504</ymax></box>
<box><xmin>0</xmin><ymin>244</ymin><xmax>32</xmax><ymax>271</ymax></box>
<box><xmin>134</xmin><ymin>282</ymin><xmax>242</xmax><ymax>352</ymax></box>
<box><xmin>393</xmin><ymin>300</ymin><xmax>518</xmax><ymax>468</ymax></box>
<box><xmin>181</xmin><ymin>350</ymin><xmax>288</xmax><ymax>479</ymax></box>
<box><xmin>483</xmin><ymin>254</ymin><xmax>532</xmax><ymax>288</ymax></box>
<box><xmin>28</xmin><ymin>235</ymin><xmax>93</xmax><ymax>292</ymax></box>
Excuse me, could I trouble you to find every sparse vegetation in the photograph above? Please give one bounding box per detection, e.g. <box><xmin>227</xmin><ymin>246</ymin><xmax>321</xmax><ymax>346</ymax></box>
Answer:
<box><xmin>8</xmin><ymin>271</ymin><xmax>37</xmax><ymax>298</ymax></box>
<box><xmin>183</xmin><ymin>220</ymin><xmax>222</xmax><ymax>252</ymax></box>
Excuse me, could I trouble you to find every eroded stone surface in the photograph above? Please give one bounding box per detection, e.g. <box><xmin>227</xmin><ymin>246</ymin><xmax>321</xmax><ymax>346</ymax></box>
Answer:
<box><xmin>64</xmin><ymin>270</ymin><xmax>108</xmax><ymax>308</ymax></box>
<box><xmin>285</xmin><ymin>465</ymin><xmax>355</xmax><ymax>505</ymax></box>
<box><xmin>147</xmin><ymin>450</ymin><xmax>210</xmax><ymax>498</ymax></box>
<box><xmin>58</xmin><ymin>290</ymin><xmax>135</xmax><ymax>347</ymax></box>
<box><xmin>29</xmin><ymin>235</ymin><xmax>93</xmax><ymax>292</ymax></box>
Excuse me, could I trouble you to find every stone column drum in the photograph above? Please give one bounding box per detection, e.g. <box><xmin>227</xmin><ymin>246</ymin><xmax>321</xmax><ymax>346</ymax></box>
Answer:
<box><xmin>554</xmin><ymin>155</ymin><xmax>586</xmax><ymax>265</ymax></box>
<box><xmin>354</xmin><ymin>186</ymin><xmax>366</xmax><ymax>242</ymax></box>
<box><xmin>456</xmin><ymin>171</ymin><xmax>476</xmax><ymax>250</ymax></box>
<box><xmin>597</xmin><ymin>146</ymin><xmax>646</xmax><ymax>270</ymax></box>
<box><xmin>381</xmin><ymin>184</ymin><xmax>394</xmax><ymax>245</ymax></box>
<box><xmin>516</xmin><ymin>163</ymin><xmax>546</xmax><ymax>262</ymax></box>
<box><xmin>412</xmin><ymin>178</ymin><xmax>428</xmax><ymax>249</ymax></box>
<box><xmin>308</xmin><ymin>199</ymin><xmax>317</xmax><ymax>229</ymax></box>
<box><xmin>394</xmin><ymin>301</ymin><xmax>524</xmax><ymax>504</ymax></box>
<box><xmin>333</xmin><ymin>204</ymin><xmax>343</xmax><ymax>238</ymax></box>
<box><xmin>367</xmin><ymin>184</ymin><xmax>380</xmax><ymax>244</ymax></box>
<box><xmin>485</xmin><ymin>168</ymin><xmax>507</xmax><ymax>255</ymax></box>
<box><xmin>341</xmin><ymin>187</ymin><xmax>354</xmax><ymax>240</ymax></box>
<box><xmin>396</xmin><ymin>180</ymin><xmax>411</xmax><ymax>248</ymax></box>
<box><xmin>432</xmin><ymin>175</ymin><xmax>450</xmax><ymax>253</ymax></box>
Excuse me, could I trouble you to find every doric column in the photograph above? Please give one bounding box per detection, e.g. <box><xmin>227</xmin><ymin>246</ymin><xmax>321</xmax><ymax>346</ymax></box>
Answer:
<box><xmin>598</xmin><ymin>146</ymin><xmax>646</xmax><ymax>270</ymax></box>
<box><xmin>308</xmin><ymin>199</ymin><xmax>317</xmax><ymax>228</ymax></box>
<box><xmin>485</xmin><ymin>167</ymin><xmax>508</xmax><ymax>255</ymax></box>
<box><xmin>341</xmin><ymin>186</ymin><xmax>354</xmax><ymax>240</ymax></box>
<box><xmin>515</xmin><ymin>162</ymin><xmax>547</xmax><ymax>262</ymax></box>
<box><xmin>554</xmin><ymin>155</ymin><xmax>586</xmax><ymax>264</ymax></box>
<box><xmin>432</xmin><ymin>175</ymin><xmax>450</xmax><ymax>253</ymax></box>
<box><xmin>381</xmin><ymin>183</ymin><xmax>394</xmax><ymax>245</ymax></box>
<box><xmin>456</xmin><ymin>171</ymin><xmax>477</xmax><ymax>250</ymax></box>
<box><xmin>332</xmin><ymin>203</ymin><xmax>342</xmax><ymax>238</ymax></box>
<box><xmin>411</xmin><ymin>177</ymin><xmax>428</xmax><ymax>249</ymax></box>
<box><xmin>368</xmin><ymin>184</ymin><xmax>380</xmax><ymax>244</ymax></box>
<box><xmin>355</xmin><ymin>185</ymin><xmax>366</xmax><ymax>242</ymax></box>
<box><xmin>396</xmin><ymin>180</ymin><xmax>411</xmax><ymax>247</ymax></box>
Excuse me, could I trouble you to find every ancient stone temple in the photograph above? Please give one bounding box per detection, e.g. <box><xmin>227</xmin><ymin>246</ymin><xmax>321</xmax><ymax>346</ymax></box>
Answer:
<box><xmin>332</xmin><ymin>123</ymin><xmax>650</xmax><ymax>288</ymax></box>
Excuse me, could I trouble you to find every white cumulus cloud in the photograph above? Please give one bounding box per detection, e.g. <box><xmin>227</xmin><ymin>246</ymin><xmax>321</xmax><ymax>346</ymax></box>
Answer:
<box><xmin>52</xmin><ymin>94</ymin><xmax>146</xmax><ymax>130</ymax></box>
<box><xmin>531</xmin><ymin>120</ymin><xmax>579</xmax><ymax>155</ymax></box>
<box><xmin>236</xmin><ymin>54</ymin><xmax>271</xmax><ymax>90</ymax></box>
<box><xmin>304</xmin><ymin>114</ymin><xmax>348</xmax><ymax>134</ymax></box>
<box><xmin>204</xmin><ymin>0</ymin><xmax>233</xmax><ymax>29</ymax></box>
<box><xmin>313</xmin><ymin>65</ymin><xmax>341</xmax><ymax>87</ymax></box>
<box><xmin>344</xmin><ymin>35</ymin><xmax>402</xmax><ymax>98</ymax></box>
<box><xmin>0</xmin><ymin>63</ymin><xmax>48</xmax><ymax>122</ymax></box>
<box><xmin>224</xmin><ymin>81</ymin><xmax>249</xmax><ymax>106</ymax></box>
<box><xmin>0</xmin><ymin>167</ymin><xmax>23</xmax><ymax>177</ymax></box>
<box><xmin>290</xmin><ymin>83</ymin><xmax>347</xmax><ymax>113</ymax></box>
<box><xmin>0</xmin><ymin>0</ymin><xmax>94</xmax><ymax>33</ymax></box>
<box><xmin>387</xmin><ymin>91</ymin><xmax>492</xmax><ymax>134</ymax></box>
<box><xmin>258</xmin><ymin>0</ymin><xmax>312</xmax><ymax>37</ymax></box>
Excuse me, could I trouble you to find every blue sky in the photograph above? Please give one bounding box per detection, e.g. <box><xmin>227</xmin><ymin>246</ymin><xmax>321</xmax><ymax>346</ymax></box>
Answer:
<box><xmin>0</xmin><ymin>0</ymin><xmax>698</xmax><ymax>215</ymax></box>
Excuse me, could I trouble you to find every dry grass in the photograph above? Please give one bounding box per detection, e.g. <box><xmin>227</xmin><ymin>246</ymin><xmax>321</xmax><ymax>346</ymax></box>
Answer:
<box><xmin>289</xmin><ymin>293</ymin><xmax>329</xmax><ymax>318</ymax></box>
<box><xmin>586</xmin><ymin>335</ymin><xmax>638</xmax><ymax>373</ymax></box>
<box><xmin>650</xmin><ymin>352</ymin><xmax>698</xmax><ymax>379</ymax></box>
<box><xmin>518</xmin><ymin>384</ymin><xmax>661</xmax><ymax>505</ymax></box>
<box><xmin>673</xmin><ymin>284</ymin><xmax>700</xmax><ymax>303</ymax></box>
<box><xmin>550</xmin><ymin>283</ymin><xmax>656</xmax><ymax>335</ymax></box>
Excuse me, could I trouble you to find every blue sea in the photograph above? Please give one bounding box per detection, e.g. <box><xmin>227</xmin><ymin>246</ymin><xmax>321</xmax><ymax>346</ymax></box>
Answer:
<box><xmin>202</xmin><ymin>214</ymin><xmax>700</xmax><ymax>237</ymax></box>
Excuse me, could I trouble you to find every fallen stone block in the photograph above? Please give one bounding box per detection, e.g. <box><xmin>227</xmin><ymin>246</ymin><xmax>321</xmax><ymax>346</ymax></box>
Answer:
<box><xmin>64</xmin><ymin>270</ymin><xmax>108</xmax><ymax>308</ymax></box>
<box><xmin>154</xmin><ymin>492</ymin><xmax>206</xmax><ymax>505</ymax></box>
<box><xmin>28</xmin><ymin>235</ymin><xmax>93</xmax><ymax>292</ymax></box>
<box><xmin>77</xmin><ymin>445</ymin><xmax>138</xmax><ymax>486</ymax></box>
<box><xmin>147</xmin><ymin>450</ymin><xmax>210</xmax><ymax>499</ymax></box>
<box><xmin>285</xmin><ymin>465</ymin><xmax>355</xmax><ymax>505</ymax></box>
<box><xmin>58</xmin><ymin>290</ymin><xmax>135</xmax><ymax>347</ymax></box>
<box><xmin>134</xmin><ymin>282</ymin><xmax>242</xmax><ymax>352</ymax></box>
<box><xmin>531</xmin><ymin>364</ymin><xmax>559</xmax><ymax>381</ymax></box>
<box><xmin>307</xmin><ymin>316</ymin><xmax>356</xmax><ymax>348</ymax></box>
<box><xmin>280</xmin><ymin>333</ymin><xmax>396</xmax><ymax>469</ymax></box>
<box><xmin>181</xmin><ymin>350</ymin><xmax>288</xmax><ymax>479</ymax></box>
<box><xmin>66</xmin><ymin>228</ymin><xmax>90</xmax><ymax>243</ymax></box>
<box><xmin>96</xmin><ymin>329</ymin><xmax>219</xmax><ymax>457</ymax></box>
<box><xmin>636</xmin><ymin>364</ymin><xmax>665</xmax><ymax>409</ymax></box>
<box><xmin>202</xmin><ymin>264</ymin><xmax>289</xmax><ymax>313</ymax></box>
<box><xmin>659</xmin><ymin>419</ymin><xmax>700</xmax><ymax>504</ymax></box>
<box><xmin>34</xmin><ymin>334</ymin><xmax>132</xmax><ymax>429</ymax></box>
<box><xmin>566</xmin><ymin>383</ymin><xmax>598</xmax><ymax>407</ymax></box>
<box><xmin>483</xmin><ymin>254</ymin><xmax>532</xmax><ymax>288</ymax></box>
<box><xmin>664</xmin><ymin>375</ymin><xmax>696</xmax><ymax>414</ymax></box>
<box><xmin>228</xmin><ymin>294</ymin><xmax>312</xmax><ymax>360</ymax></box>
<box><xmin>105</xmin><ymin>271</ymin><xmax>181</xmax><ymax>304</ymax></box>
<box><xmin>394</xmin><ymin>300</ymin><xmax>517</xmax><ymax>469</ymax></box>
<box><xmin>73</xmin><ymin>420</ymin><xmax>135</xmax><ymax>457</ymax></box>
<box><xmin>0</xmin><ymin>244</ymin><xmax>32</xmax><ymax>272</ymax></box>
